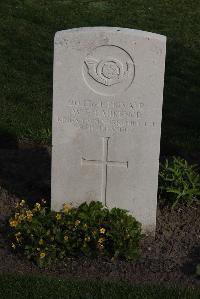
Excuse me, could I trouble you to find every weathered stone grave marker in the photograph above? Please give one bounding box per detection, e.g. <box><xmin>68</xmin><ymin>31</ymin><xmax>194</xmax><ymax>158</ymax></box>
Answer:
<box><xmin>51</xmin><ymin>27</ymin><xmax>166</xmax><ymax>233</ymax></box>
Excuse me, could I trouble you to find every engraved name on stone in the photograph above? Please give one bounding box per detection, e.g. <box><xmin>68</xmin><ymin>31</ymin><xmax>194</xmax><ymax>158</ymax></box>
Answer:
<box><xmin>56</xmin><ymin>98</ymin><xmax>156</xmax><ymax>133</ymax></box>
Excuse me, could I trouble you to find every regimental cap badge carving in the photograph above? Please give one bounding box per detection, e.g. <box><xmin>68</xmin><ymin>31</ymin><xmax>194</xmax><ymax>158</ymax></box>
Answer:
<box><xmin>85</xmin><ymin>58</ymin><xmax>125</xmax><ymax>86</ymax></box>
<box><xmin>82</xmin><ymin>45</ymin><xmax>135</xmax><ymax>96</ymax></box>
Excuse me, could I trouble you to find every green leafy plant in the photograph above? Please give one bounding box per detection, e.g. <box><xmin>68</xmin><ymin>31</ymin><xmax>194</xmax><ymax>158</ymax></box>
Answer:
<box><xmin>158</xmin><ymin>156</ymin><xmax>200</xmax><ymax>208</ymax></box>
<box><xmin>8</xmin><ymin>199</ymin><xmax>143</xmax><ymax>267</ymax></box>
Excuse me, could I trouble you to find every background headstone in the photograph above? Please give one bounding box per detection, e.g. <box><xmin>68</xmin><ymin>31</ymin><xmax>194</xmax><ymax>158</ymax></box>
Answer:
<box><xmin>51</xmin><ymin>27</ymin><xmax>166</xmax><ymax>233</ymax></box>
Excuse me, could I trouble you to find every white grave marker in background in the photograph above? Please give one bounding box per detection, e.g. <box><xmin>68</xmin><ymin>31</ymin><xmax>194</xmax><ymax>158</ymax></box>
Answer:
<box><xmin>51</xmin><ymin>27</ymin><xmax>166</xmax><ymax>233</ymax></box>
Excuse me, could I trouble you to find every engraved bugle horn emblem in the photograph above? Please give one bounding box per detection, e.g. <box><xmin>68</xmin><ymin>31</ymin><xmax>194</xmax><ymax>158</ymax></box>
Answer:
<box><xmin>82</xmin><ymin>45</ymin><xmax>135</xmax><ymax>96</ymax></box>
<box><xmin>84</xmin><ymin>58</ymin><xmax>127</xmax><ymax>86</ymax></box>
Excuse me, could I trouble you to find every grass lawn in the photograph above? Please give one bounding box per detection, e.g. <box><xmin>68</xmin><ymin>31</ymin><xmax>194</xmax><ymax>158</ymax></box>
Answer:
<box><xmin>0</xmin><ymin>0</ymin><xmax>200</xmax><ymax>156</ymax></box>
<box><xmin>0</xmin><ymin>272</ymin><xmax>199</xmax><ymax>299</ymax></box>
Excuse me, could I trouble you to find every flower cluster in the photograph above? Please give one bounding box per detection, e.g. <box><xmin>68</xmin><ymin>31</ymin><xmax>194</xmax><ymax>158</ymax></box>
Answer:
<box><xmin>9</xmin><ymin>200</ymin><xmax>39</xmax><ymax>228</ymax></box>
<box><xmin>9</xmin><ymin>200</ymin><xmax>142</xmax><ymax>267</ymax></box>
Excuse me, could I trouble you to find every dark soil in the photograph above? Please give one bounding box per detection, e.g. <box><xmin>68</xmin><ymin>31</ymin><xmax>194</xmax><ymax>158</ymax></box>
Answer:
<box><xmin>0</xmin><ymin>145</ymin><xmax>199</xmax><ymax>288</ymax></box>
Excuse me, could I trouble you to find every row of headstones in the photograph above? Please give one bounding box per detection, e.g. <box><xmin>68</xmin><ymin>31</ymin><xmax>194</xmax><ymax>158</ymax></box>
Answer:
<box><xmin>51</xmin><ymin>27</ymin><xmax>166</xmax><ymax>234</ymax></box>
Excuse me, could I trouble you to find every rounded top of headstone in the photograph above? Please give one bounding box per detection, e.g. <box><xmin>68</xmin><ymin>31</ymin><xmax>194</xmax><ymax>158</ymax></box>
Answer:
<box><xmin>54</xmin><ymin>27</ymin><xmax>166</xmax><ymax>42</ymax></box>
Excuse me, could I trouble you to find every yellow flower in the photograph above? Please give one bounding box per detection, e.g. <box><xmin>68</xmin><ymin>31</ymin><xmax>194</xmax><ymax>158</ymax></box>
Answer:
<box><xmin>98</xmin><ymin>237</ymin><xmax>105</xmax><ymax>244</ymax></box>
<box><xmin>37</xmin><ymin>247</ymin><xmax>40</xmax><ymax>251</ymax></box>
<box><xmin>98</xmin><ymin>243</ymin><xmax>104</xmax><ymax>250</ymax></box>
<box><xmin>15</xmin><ymin>232</ymin><xmax>21</xmax><ymax>237</ymax></box>
<box><xmin>63</xmin><ymin>203</ymin><xmax>72</xmax><ymax>214</ymax></box>
<box><xmin>26</xmin><ymin>210</ymin><xmax>33</xmax><ymax>216</ymax></box>
<box><xmin>18</xmin><ymin>214</ymin><xmax>25</xmax><ymax>221</ymax></box>
<box><xmin>39</xmin><ymin>239</ymin><xmax>44</xmax><ymax>245</ymax></box>
<box><xmin>64</xmin><ymin>235</ymin><xmax>68</xmax><ymax>241</ymax></box>
<box><xmin>99</xmin><ymin>227</ymin><xmax>106</xmax><ymax>234</ymax></box>
<box><xmin>15</xmin><ymin>232</ymin><xmax>22</xmax><ymax>243</ymax></box>
<box><xmin>9</xmin><ymin>219</ymin><xmax>18</xmax><ymax>227</ymax></box>
<box><xmin>84</xmin><ymin>236</ymin><xmax>90</xmax><ymax>242</ymax></box>
<box><xmin>14</xmin><ymin>212</ymin><xmax>25</xmax><ymax>222</ymax></box>
<box><xmin>15</xmin><ymin>202</ymin><xmax>20</xmax><ymax>208</ymax></box>
<box><xmin>75</xmin><ymin>220</ymin><xmax>80</xmax><ymax>226</ymax></box>
<box><xmin>56</xmin><ymin>213</ymin><xmax>62</xmax><ymax>220</ymax></box>
<box><xmin>33</xmin><ymin>202</ymin><xmax>41</xmax><ymax>212</ymax></box>
<box><xmin>40</xmin><ymin>252</ymin><xmax>46</xmax><ymax>259</ymax></box>
<box><xmin>11</xmin><ymin>243</ymin><xmax>16</xmax><ymax>249</ymax></box>
<box><xmin>19</xmin><ymin>200</ymin><xmax>26</xmax><ymax>207</ymax></box>
<box><xmin>10</xmin><ymin>211</ymin><xmax>27</xmax><ymax>227</ymax></box>
<box><xmin>26</xmin><ymin>210</ymin><xmax>33</xmax><ymax>221</ymax></box>
<box><xmin>36</xmin><ymin>202</ymin><xmax>41</xmax><ymax>208</ymax></box>
<box><xmin>83</xmin><ymin>224</ymin><xmax>88</xmax><ymax>229</ymax></box>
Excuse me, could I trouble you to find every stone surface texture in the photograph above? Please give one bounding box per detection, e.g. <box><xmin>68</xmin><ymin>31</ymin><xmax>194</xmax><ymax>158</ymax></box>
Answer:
<box><xmin>51</xmin><ymin>27</ymin><xmax>166</xmax><ymax>233</ymax></box>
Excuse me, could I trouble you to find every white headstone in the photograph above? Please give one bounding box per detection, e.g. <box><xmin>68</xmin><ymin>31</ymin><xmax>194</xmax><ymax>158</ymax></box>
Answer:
<box><xmin>51</xmin><ymin>27</ymin><xmax>166</xmax><ymax>234</ymax></box>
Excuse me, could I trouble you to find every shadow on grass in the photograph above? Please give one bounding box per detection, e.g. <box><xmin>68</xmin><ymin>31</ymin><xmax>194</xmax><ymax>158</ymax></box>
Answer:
<box><xmin>160</xmin><ymin>40</ymin><xmax>200</xmax><ymax>161</ymax></box>
<box><xmin>0</xmin><ymin>138</ymin><xmax>51</xmax><ymax>204</ymax></box>
<box><xmin>0</xmin><ymin>128</ymin><xmax>18</xmax><ymax>150</ymax></box>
